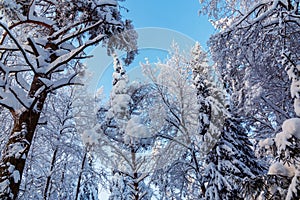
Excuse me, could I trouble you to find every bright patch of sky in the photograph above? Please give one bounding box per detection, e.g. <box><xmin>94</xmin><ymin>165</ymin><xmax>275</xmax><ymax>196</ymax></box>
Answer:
<box><xmin>120</xmin><ymin>0</ymin><xmax>215</xmax><ymax>49</ymax></box>
<box><xmin>85</xmin><ymin>0</ymin><xmax>215</xmax><ymax>98</ymax></box>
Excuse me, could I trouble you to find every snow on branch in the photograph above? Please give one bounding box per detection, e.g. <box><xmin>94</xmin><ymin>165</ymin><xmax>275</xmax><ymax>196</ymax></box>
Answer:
<box><xmin>0</xmin><ymin>22</ymin><xmax>35</xmax><ymax>72</ymax></box>
<box><xmin>9</xmin><ymin>86</ymin><xmax>33</xmax><ymax>109</ymax></box>
<box><xmin>44</xmin><ymin>34</ymin><xmax>106</xmax><ymax>74</ymax></box>
<box><xmin>51</xmin><ymin>20</ymin><xmax>110</xmax><ymax>46</ymax></box>
<box><xmin>27</xmin><ymin>0</ymin><xmax>55</xmax><ymax>26</ymax></box>
<box><xmin>229</xmin><ymin>0</ymin><xmax>300</xmax><ymax>31</ymax></box>
<box><xmin>0</xmin><ymin>20</ymin><xmax>54</xmax><ymax>46</ymax></box>
<box><xmin>39</xmin><ymin>73</ymin><xmax>83</xmax><ymax>92</ymax></box>
<box><xmin>0</xmin><ymin>89</ymin><xmax>27</xmax><ymax>111</ymax></box>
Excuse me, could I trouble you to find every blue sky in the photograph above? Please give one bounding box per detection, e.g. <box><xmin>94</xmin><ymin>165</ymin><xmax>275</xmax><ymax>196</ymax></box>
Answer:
<box><xmin>120</xmin><ymin>0</ymin><xmax>215</xmax><ymax>50</ymax></box>
<box><xmin>86</xmin><ymin>1</ymin><xmax>216</xmax><ymax>97</ymax></box>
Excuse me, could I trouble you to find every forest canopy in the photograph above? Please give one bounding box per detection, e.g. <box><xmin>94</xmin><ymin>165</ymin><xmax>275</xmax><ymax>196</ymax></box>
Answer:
<box><xmin>0</xmin><ymin>0</ymin><xmax>299</xmax><ymax>200</ymax></box>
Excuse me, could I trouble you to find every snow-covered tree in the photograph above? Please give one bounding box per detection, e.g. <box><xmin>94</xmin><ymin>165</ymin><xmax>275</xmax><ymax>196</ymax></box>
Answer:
<box><xmin>84</xmin><ymin>54</ymin><xmax>155</xmax><ymax>200</ymax></box>
<box><xmin>189</xmin><ymin>43</ymin><xmax>266</xmax><ymax>200</ymax></box>
<box><xmin>140</xmin><ymin>43</ymin><xmax>261</xmax><ymax>199</ymax></box>
<box><xmin>199</xmin><ymin>0</ymin><xmax>261</xmax><ymax>21</ymax></box>
<box><xmin>201</xmin><ymin>0</ymin><xmax>299</xmax><ymax>199</ymax></box>
<box><xmin>77</xmin><ymin>154</ymin><xmax>99</xmax><ymax>200</ymax></box>
<box><xmin>0</xmin><ymin>0</ymin><xmax>136</xmax><ymax>199</ymax></box>
<box><xmin>207</xmin><ymin>0</ymin><xmax>299</xmax><ymax>141</ymax></box>
<box><xmin>268</xmin><ymin>62</ymin><xmax>300</xmax><ymax>199</ymax></box>
<box><xmin>12</xmin><ymin>86</ymin><xmax>99</xmax><ymax>200</ymax></box>
<box><xmin>202</xmin><ymin>116</ymin><xmax>266</xmax><ymax>200</ymax></box>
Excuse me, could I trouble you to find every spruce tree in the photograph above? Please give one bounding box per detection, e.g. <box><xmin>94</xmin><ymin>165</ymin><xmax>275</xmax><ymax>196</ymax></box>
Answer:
<box><xmin>191</xmin><ymin>43</ymin><xmax>266</xmax><ymax>199</ymax></box>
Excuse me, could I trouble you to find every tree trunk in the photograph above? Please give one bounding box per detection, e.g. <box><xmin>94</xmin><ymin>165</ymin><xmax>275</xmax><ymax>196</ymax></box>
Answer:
<box><xmin>43</xmin><ymin>148</ymin><xmax>58</xmax><ymax>200</ymax></box>
<box><xmin>74</xmin><ymin>150</ymin><xmax>87</xmax><ymax>200</ymax></box>
<box><xmin>0</xmin><ymin>75</ymin><xmax>47</xmax><ymax>200</ymax></box>
<box><xmin>131</xmin><ymin>149</ymin><xmax>140</xmax><ymax>200</ymax></box>
<box><xmin>133</xmin><ymin>172</ymin><xmax>139</xmax><ymax>200</ymax></box>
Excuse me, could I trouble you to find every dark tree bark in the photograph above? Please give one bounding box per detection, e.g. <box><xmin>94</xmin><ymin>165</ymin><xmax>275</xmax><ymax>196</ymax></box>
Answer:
<box><xmin>0</xmin><ymin>76</ymin><xmax>47</xmax><ymax>200</ymax></box>
<box><xmin>43</xmin><ymin>148</ymin><xmax>58</xmax><ymax>200</ymax></box>
<box><xmin>74</xmin><ymin>150</ymin><xmax>87</xmax><ymax>200</ymax></box>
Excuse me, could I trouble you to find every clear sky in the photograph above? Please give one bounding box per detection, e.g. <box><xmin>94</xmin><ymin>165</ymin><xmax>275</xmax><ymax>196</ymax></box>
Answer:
<box><xmin>86</xmin><ymin>1</ymin><xmax>216</xmax><ymax>97</ymax></box>
<box><xmin>120</xmin><ymin>0</ymin><xmax>215</xmax><ymax>50</ymax></box>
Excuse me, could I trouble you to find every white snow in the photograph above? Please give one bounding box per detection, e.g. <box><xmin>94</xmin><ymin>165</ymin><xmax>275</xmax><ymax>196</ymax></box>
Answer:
<box><xmin>16</xmin><ymin>73</ymin><xmax>30</xmax><ymax>91</ymax></box>
<box><xmin>125</xmin><ymin>116</ymin><xmax>149</xmax><ymax>138</ymax></box>
<box><xmin>7</xmin><ymin>163</ymin><xmax>15</xmax><ymax>173</ymax></box>
<box><xmin>95</xmin><ymin>86</ymin><xmax>104</xmax><ymax>102</ymax></box>
<box><xmin>291</xmin><ymin>80</ymin><xmax>300</xmax><ymax>99</ymax></box>
<box><xmin>287</xmin><ymin>64</ymin><xmax>300</xmax><ymax>80</ymax></box>
<box><xmin>258</xmin><ymin>138</ymin><xmax>274</xmax><ymax>149</ymax></box>
<box><xmin>82</xmin><ymin>127</ymin><xmax>101</xmax><ymax>146</ymax></box>
<box><xmin>275</xmin><ymin>131</ymin><xmax>291</xmax><ymax>152</ymax></box>
<box><xmin>286</xmin><ymin>170</ymin><xmax>300</xmax><ymax>199</ymax></box>
<box><xmin>109</xmin><ymin>94</ymin><xmax>131</xmax><ymax>119</ymax></box>
<box><xmin>294</xmin><ymin>98</ymin><xmax>300</xmax><ymax>117</ymax></box>
<box><xmin>0</xmin><ymin>91</ymin><xmax>25</xmax><ymax>113</ymax></box>
<box><xmin>210</xmin><ymin>17</ymin><xmax>234</xmax><ymax>30</ymax></box>
<box><xmin>281</xmin><ymin>118</ymin><xmax>300</xmax><ymax>139</ymax></box>
<box><xmin>275</xmin><ymin>118</ymin><xmax>300</xmax><ymax>152</ymax></box>
<box><xmin>10</xmin><ymin>86</ymin><xmax>33</xmax><ymax>108</ymax></box>
<box><xmin>268</xmin><ymin>161</ymin><xmax>295</xmax><ymax>177</ymax></box>
<box><xmin>112</xmin><ymin>79</ymin><xmax>128</xmax><ymax>94</ymax></box>
<box><xmin>0</xmin><ymin>179</ymin><xmax>10</xmax><ymax>193</ymax></box>
<box><xmin>12</xmin><ymin>170</ymin><xmax>20</xmax><ymax>183</ymax></box>
<box><xmin>6</xmin><ymin>141</ymin><xmax>27</xmax><ymax>159</ymax></box>
<box><xmin>49</xmin><ymin>75</ymin><xmax>78</xmax><ymax>91</ymax></box>
<box><xmin>148</xmin><ymin>103</ymin><xmax>167</xmax><ymax>132</ymax></box>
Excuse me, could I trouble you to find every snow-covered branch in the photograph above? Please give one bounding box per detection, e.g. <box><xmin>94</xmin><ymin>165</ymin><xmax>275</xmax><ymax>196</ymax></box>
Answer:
<box><xmin>44</xmin><ymin>33</ymin><xmax>105</xmax><ymax>74</ymax></box>
<box><xmin>0</xmin><ymin>22</ymin><xmax>35</xmax><ymax>72</ymax></box>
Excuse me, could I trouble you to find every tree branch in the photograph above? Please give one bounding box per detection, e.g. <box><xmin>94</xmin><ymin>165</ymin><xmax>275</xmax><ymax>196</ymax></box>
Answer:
<box><xmin>0</xmin><ymin>22</ymin><xmax>36</xmax><ymax>73</ymax></box>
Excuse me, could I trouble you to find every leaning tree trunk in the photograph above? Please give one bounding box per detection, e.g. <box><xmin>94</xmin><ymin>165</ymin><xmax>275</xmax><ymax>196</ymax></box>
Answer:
<box><xmin>0</xmin><ymin>75</ymin><xmax>47</xmax><ymax>200</ymax></box>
